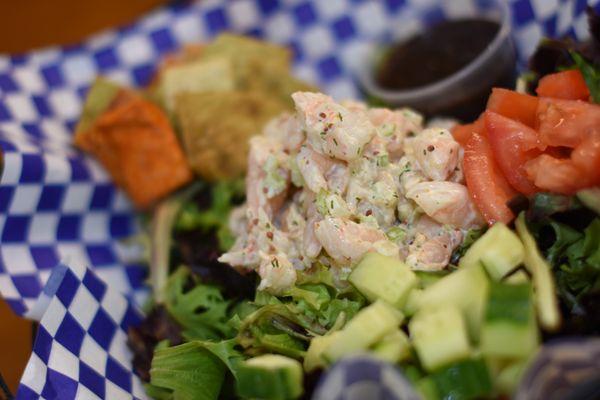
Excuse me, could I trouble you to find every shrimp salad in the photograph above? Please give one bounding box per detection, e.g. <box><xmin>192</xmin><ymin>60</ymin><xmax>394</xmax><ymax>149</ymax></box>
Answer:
<box><xmin>220</xmin><ymin>92</ymin><xmax>483</xmax><ymax>293</ymax></box>
<box><xmin>108</xmin><ymin>28</ymin><xmax>600</xmax><ymax>400</ymax></box>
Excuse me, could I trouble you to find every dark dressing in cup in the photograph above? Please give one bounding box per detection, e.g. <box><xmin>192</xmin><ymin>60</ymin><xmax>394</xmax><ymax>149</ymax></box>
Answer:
<box><xmin>359</xmin><ymin>2</ymin><xmax>515</xmax><ymax>122</ymax></box>
<box><xmin>377</xmin><ymin>19</ymin><xmax>501</xmax><ymax>90</ymax></box>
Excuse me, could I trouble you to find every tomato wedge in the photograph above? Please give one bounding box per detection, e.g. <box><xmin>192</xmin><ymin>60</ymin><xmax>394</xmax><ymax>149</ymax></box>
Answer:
<box><xmin>571</xmin><ymin>133</ymin><xmax>600</xmax><ymax>185</ymax></box>
<box><xmin>525</xmin><ymin>155</ymin><xmax>586</xmax><ymax>194</ymax></box>
<box><xmin>525</xmin><ymin>131</ymin><xmax>600</xmax><ymax>194</ymax></box>
<box><xmin>451</xmin><ymin>114</ymin><xmax>484</xmax><ymax>145</ymax></box>
<box><xmin>486</xmin><ymin>88</ymin><xmax>539</xmax><ymax>127</ymax></box>
<box><xmin>537</xmin><ymin>98</ymin><xmax>600</xmax><ymax>148</ymax></box>
<box><xmin>536</xmin><ymin>69</ymin><xmax>590</xmax><ymax>101</ymax></box>
<box><xmin>485</xmin><ymin>111</ymin><xmax>541</xmax><ymax>195</ymax></box>
<box><xmin>463</xmin><ymin>132</ymin><xmax>517</xmax><ymax>225</ymax></box>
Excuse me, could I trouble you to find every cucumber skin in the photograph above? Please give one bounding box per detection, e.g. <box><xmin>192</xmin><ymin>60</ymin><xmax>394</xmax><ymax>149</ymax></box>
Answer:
<box><xmin>236</xmin><ymin>355</ymin><xmax>303</xmax><ymax>400</ymax></box>
<box><xmin>481</xmin><ymin>282</ymin><xmax>538</xmax><ymax>358</ymax></box>
<box><xmin>485</xmin><ymin>282</ymin><xmax>532</xmax><ymax>324</ymax></box>
<box><xmin>431</xmin><ymin>358</ymin><xmax>493</xmax><ymax>400</ymax></box>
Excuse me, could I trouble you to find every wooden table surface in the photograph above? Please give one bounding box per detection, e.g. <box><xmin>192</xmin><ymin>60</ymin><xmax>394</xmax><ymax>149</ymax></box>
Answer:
<box><xmin>0</xmin><ymin>0</ymin><xmax>168</xmax><ymax>394</ymax></box>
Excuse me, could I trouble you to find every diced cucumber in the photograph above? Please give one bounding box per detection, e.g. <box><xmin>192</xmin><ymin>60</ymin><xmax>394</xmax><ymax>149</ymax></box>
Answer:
<box><xmin>480</xmin><ymin>282</ymin><xmax>538</xmax><ymax>358</ymax></box>
<box><xmin>496</xmin><ymin>360</ymin><xmax>527</xmax><ymax>395</ymax></box>
<box><xmin>415</xmin><ymin>271</ymin><xmax>447</xmax><ymax>289</ymax></box>
<box><xmin>430</xmin><ymin>358</ymin><xmax>493</xmax><ymax>400</ymax></box>
<box><xmin>416</xmin><ymin>265</ymin><xmax>489</xmax><ymax>341</ymax></box>
<box><xmin>416</xmin><ymin>377</ymin><xmax>440</xmax><ymax>400</ymax></box>
<box><xmin>403</xmin><ymin>289</ymin><xmax>423</xmax><ymax>317</ymax></box>
<box><xmin>303</xmin><ymin>332</ymin><xmax>341</xmax><ymax>372</ymax></box>
<box><xmin>323</xmin><ymin>300</ymin><xmax>403</xmax><ymax>362</ymax></box>
<box><xmin>371</xmin><ymin>329</ymin><xmax>411</xmax><ymax>363</ymax></box>
<box><xmin>515</xmin><ymin>213</ymin><xmax>561</xmax><ymax>331</ymax></box>
<box><xmin>504</xmin><ymin>270</ymin><xmax>530</xmax><ymax>285</ymax></box>
<box><xmin>402</xmin><ymin>364</ymin><xmax>424</xmax><ymax>384</ymax></box>
<box><xmin>409</xmin><ymin>305</ymin><xmax>472</xmax><ymax>372</ymax></box>
<box><xmin>349</xmin><ymin>252</ymin><xmax>418</xmax><ymax>308</ymax></box>
<box><xmin>459</xmin><ymin>223</ymin><xmax>524</xmax><ymax>280</ymax></box>
<box><xmin>236</xmin><ymin>354</ymin><xmax>303</xmax><ymax>400</ymax></box>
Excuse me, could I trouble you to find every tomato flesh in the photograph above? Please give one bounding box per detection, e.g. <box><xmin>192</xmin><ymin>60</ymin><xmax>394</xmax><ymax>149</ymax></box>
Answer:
<box><xmin>536</xmin><ymin>69</ymin><xmax>590</xmax><ymax>101</ymax></box>
<box><xmin>537</xmin><ymin>98</ymin><xmax>600</xmax><ymax>148</ymax></box>
<box><xmin>451</xmin><ymin>115</ymin><xmax>485</xmax><ymax>145</ymax></box>
<box><xmin>525</xmin><ymin>155</ymin><xmax>585</xmax><ymax>194</ymax></box>
<box><xmin>485</xmin><ymin>111</ymin><xmax>541</xmax><ymax>195</ymax></box>
<box><xmin>463</xmin><ymin>132</ymin><xmax>517</xmax><ymax>225</ymax></box>
<box><xmin>486</xmin><ymin>88</ymin><xmax>539</xmax><ymax>127</ymax></box>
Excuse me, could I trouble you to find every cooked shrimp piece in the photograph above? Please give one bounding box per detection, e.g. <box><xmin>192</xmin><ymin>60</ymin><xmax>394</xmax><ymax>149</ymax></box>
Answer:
<box><xmin>257</xmin><ymin>252</ymin><xmax>297</xmax><ymax>293</ymax></box>
<box><xmin>263</xmin><ymin>112</ymin><xmax>304</xmax><ymax>153</ymax></box>
<box><xmin>296</xmin><ymin>145</ymin><xmax>335</xmax><ymax>193</ymax></box>
<box><xmin>363</xmin><ymin>135</ymin><xmax>388</xmax><ymax>160</ymax></box>
<box><xmin>340</xmin><ymin>100</ymin><xmax>368</xmax><ymax>113</ymax></box>
<box><xmin>409</xmin><ymin>128</ymin><xmax>460</xmax><ymax>181</ymax></box>
<box><xmin>406</xmin><ymin>181</ymin><xmax>483</xmax><ymax>229</ymax></box>
<box><xmin>303</xmin><ymin>195</ymin><xmax>323</xmax><ymax>258</ymax></box>
<box><xmin>325</xmin><ymin>162</ymin><xmax>350</xmax><ymax>195</ymax></box>
<box><xmin>281</xmin><ymin>203</ymin><xmax>306</xmax><ymax>237</ymax></box>
<box><xmin>368</xmin><ymin>108</ymin><xmax>423</xmax><ymax>159</ymax></box>
<box><xmin>219</xmin><ymin>234</ymin><xmax>260</xmax><ymax>269</ymax></box>
<box><xmin>293</xmin><ymin>92</ymin><xmax>375</xmax><ymax>161</ymax></box>
<box><xmin>405</xmin><ymin>216</ymin><xmax>463</xmax><ymax>271</ymax></box>
<box><xmin>247</xmin><ymin>136</ymin><xmax>288</xmax><ymax>218</ymax></box>
<box><xmin>314</xmin><ymin>217</ymin><xmax>388</xmax><ymax>264</ymax></box>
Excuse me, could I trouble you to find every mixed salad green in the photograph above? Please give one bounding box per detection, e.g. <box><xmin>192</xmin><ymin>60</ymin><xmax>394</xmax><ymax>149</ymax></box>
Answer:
<box><xmin>127</xmin><ymin>178</ymin><xmax>600</xmax><ymax>400</ymax></box>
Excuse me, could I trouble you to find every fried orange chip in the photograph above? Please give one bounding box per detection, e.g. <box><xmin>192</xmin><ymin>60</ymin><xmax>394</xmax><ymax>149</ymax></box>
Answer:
<box><xmin>76</xmin><ymin>90</ymin><xmax>193</xmax><ymax>209</ymax></box>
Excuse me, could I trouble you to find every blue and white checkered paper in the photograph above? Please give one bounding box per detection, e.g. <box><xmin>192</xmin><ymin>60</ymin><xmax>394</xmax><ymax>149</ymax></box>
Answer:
<box><xmin>16</xmin><ymin>263</ymin><xmax>145</xmax><ymax>400</ymax></box>
<box><xmin>0</xmin><ymin>0</ymin><xmax>599</xmax><ymax>399</ymax></box>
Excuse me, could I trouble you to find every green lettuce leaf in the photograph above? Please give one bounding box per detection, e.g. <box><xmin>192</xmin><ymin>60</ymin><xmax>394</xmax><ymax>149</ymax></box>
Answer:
<box><xmin>200</xmin><ymin>339</ymin><xmax>245</xmax><ymax>378</ymax></box>
<box><xmin>545</xmin><ymin>221</ymin><xmax>582</xmax><ymax>265</ymax></box>
<box><xmin>528</xmin><ymin>193</ymin><xmax>580</xmax><ymax>220</ymax></box>
<box><xmin>235</xmin><ymin>281</ymin><xmax>366</xmax><ymax>359</ymax></box>
<box><xmin>164</xmin><ymin>266</ymin><xmax>235</xmax><ymax>340</ymax></box>
<box><xmin>175</xmin><ymin>180</ymin><xmax>244</xmax><ymax>251</ymax></box>
<box><xmin>150</xmin><ymin>342</ymin><xmax>226</xmax><ymax>400</ymax></box>
<box><xmin>534</xmin><ymin>217</ymin><xmax>600</xmax><ymax>311</ymax></box>
<box><xmin>149</xmin><ymin>340</ymin><xmax>245</xmax><ymax>400</ymax></box>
